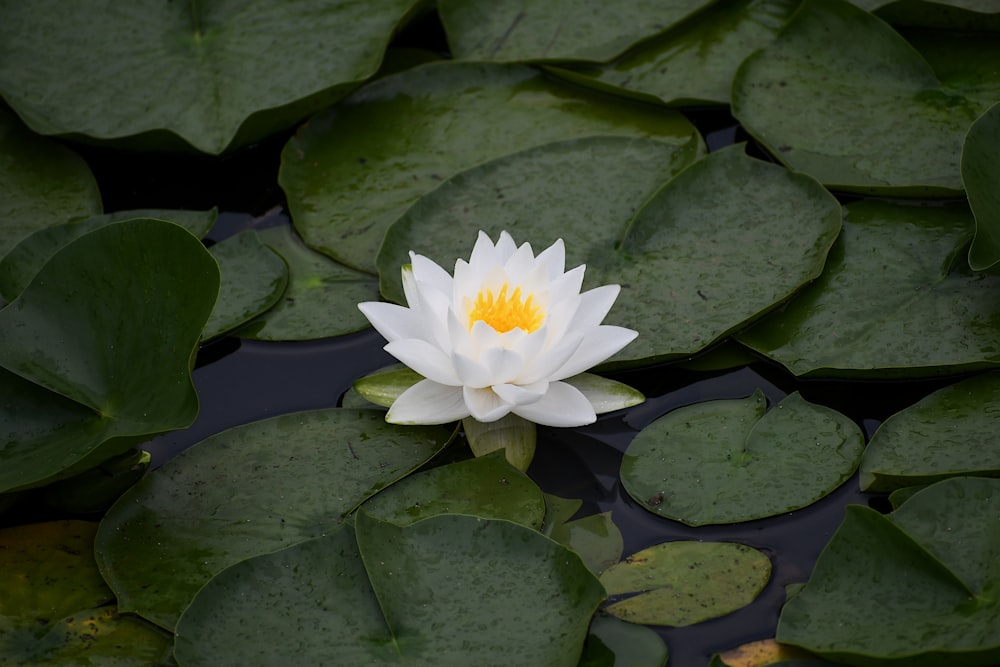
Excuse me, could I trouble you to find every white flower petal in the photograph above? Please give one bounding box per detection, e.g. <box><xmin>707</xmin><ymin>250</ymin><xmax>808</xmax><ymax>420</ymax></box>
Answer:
<box><xmin>452</xmin><ymin>352</ymin><xmax>493</xmax><ymax>388</ymax></box>
<box><xmin>535</xmin><ymin>238</ymin><xmax>565</xmax><ymax>278</ymax></box>
<box><xmin>387</xmin><ymin>380</ymin><xmax>468</xmax><ymax>424</ymax></box>
<box><xmin>401</xmin><ymin>264</ymin><xmax>419</xmax><ymax>309</ymax></box>
<box><xmin>518</xmin><ymin>331</ymin><xmax>584</xmax><ymax>384</ymax></box>
<box><xmin>414</xmin><ymin>282</ymin><xmax>453</xmax><ymax>351</ymax></box>
<box><xmin>357</xmin><ymin>301</ymin><xmax>419</xmax><ymax>343</ymax></box>
<box><xmin>552</xmin><ymin>325</ymin><xmax>638</xmax><ymax>380</ymax></box>
<box><xmin>469</xmin><ymin>319</ymin><xmax>503</xmax><ymax>352</ymax></box>
<box><xmin>384</xmin><ymin>339</ymin><xmax>460</xmax><ymax>386</ymax></box>
<box><xmin>469</xmin><ymin>230</ymin><xmax>499</xmax><ymax>268</ymax></box>
<box><xmin>512</xmin><ymin>381</ymin><xmax>596</xmax><ymax>427</ymax></box>
<box><xmin>504</xmin><ymin>241</ymin><xmax>536</xmax><ymax>279</ymax></box>
<box><xmin>493</xmin><ymin>380</ymin><xmax>548</xmax><ymax>406</ymax></box>
<box><xmin>495</xmin><ymin>231</ymin><xmax>517</xmax><ymax>261</ymax></box>
<box><xmin>464</xmin><ymin>386</ymin><xmax>513</xmax><ymax>422</ymax></box>
<box><xmin>410</xmin><ymin>252</ymin><xmax>453</xmax><ymax>296</ymax></box>
<box><xmin>543</xmin><ymin>294</ymin><xmax>582</xmax><ymax>343</ymax></box>
<box><xmin>479</xmin><ymin>346</ymin><xmax>524</xmax><ymax>385</ymax></box>
<box><xmin>570</xmin><ymin>284</ymin><xmax>621</xmax><ymax>329</ymax></box>
<box><xmin>547</xmin><ymin>264</ymin><xmax>585</xmax><ymax>304</ymax></box>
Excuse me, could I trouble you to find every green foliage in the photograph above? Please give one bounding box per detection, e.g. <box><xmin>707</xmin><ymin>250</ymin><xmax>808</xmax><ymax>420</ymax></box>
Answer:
<box><xmin>174</xmin><ymin>513</ymin><xmax>605</xmax><ymax>666</ymax></box>
<box><xmin>0</xmin><ymin>220</ymin><xmax>219</xmax><ymax>493</ymax></box>
<box><xmin>778</xmin><ymin>477</ymin><xmax>1000</xmax><ymax>666</ymax></box>
<box><xmin>963</xmin><ymin>103</ymin><xmax>1000</xmax><ymax>270</ymax></box>
<box><xmin>622</xmin><ymin>391</ymin><xmax>864</xmax><ymax>525</ymax></box>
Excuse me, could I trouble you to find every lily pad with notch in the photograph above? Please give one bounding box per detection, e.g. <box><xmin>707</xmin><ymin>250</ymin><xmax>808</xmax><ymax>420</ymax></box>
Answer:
<box><xmin>174</xmin><ymin>512</ymin><xmax>605</xmax><ymax>667</ymax></box>
<box><xmin>280</xmin><ymin>60</ymin><xmax>704</xmax><ymax>273</ymax></box>
<box><xmin>0</xmin><ymin>220</ymin><xmax>219</xmax><ymax>494</ymax></box>
<box><xmin>621</xmin><ymin>391</ymin><xmax>864</xmax><ymax>525</ymax></box>
<box><xmin>379</xmin><ymin>142</ymin><xmax>840</xmax><ymax>367</ymax></box>
<box><xmin>96</xmin><ymin>408</ymin><xmax>453</xmax><ymax>631</ymax></box>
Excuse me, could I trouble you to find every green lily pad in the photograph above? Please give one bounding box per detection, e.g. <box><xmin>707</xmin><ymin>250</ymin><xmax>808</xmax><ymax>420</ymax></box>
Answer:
<box><xmin>709</xmin><ymin>638</ymin><xmax>832</xmax><ymax>666</ymax></box>
<box><xmin>0</xmin><ymin>0</ymin><xmax>423</xmax><ymax>154</ymax></box>
<box><xmin>860</xmin><ymin>372</ymin><xmax>1000</xmax><ymax>492</ymax></box>
<box><xmin>963</xmin><ymin>103</ymin><xmax>1000</xmax><ymax>270</ymax></box>
<box><xmin>549</xmin><ymin>0</ymin><xmax>800</xmax><ymax>106</ymax></box>
<box><xmin>175</xmin><ymin>512</ymin><xmax>605</xmax><ymax>666</ymax></box>
<box><xmin>0</xmin><ymin>521</ymin><xmax>173</xmax><ymax>666</ymax></box>
<box><xmin>279</xmin><ymin>60</ymin><xmax>703</xmax><ymax>272</ymax></box>
<box><xmin>0</xmin><ymin>208</ymin><xmax>218</xmax><ymax>303</ymax></box>
<box><xmin>203</xmin><ymin>230</ymin><xmax>287</xmax><ymax>340</ymax></box>
<box><xmin>543</xmin><ymin>494</ymin><xmax>623</xmax><ymax>576</ymax></box>
<box><xmin>237</xmin><ymin>223</ymin><xmax>379</xmax><ymax>340</ymax></box>
<box><xmin>95</xmin><ymin>408</ymin><xmax>452</xmax><ymax>630</ymax></box>
<box><xmin>737</xmin><ymin>200</ymin><xmax>1000</xmax><ymax>377</ymax></box>
<box><xmin>0</xmin><ymin>108</ymin><xmax>101</xmax><ymax>262</ymax></box>
<box><xmin>380</xmin><ymin>142</ymin><xmax>840</xmax><ymax>366</ymax></box>
<box><xmin>622</xmin><ymin>391</ymin><xmax>863</xmax><ymax>525</ymax></box>
<box><xmin>600</xmin><ymin>541</ymin><xmax>772</xmax><ymax>626</ymax></box>
<box><xmin>732</xmin><ymin>0</ymin><xmax>997</xmax><ymax>194</ymax></box>
<box><xmin>0</xmin><ymin>220</ymin><xmax>219</xmax><ymax>493</ymax></box>
<box><xmin>362</xmin><ymin>450</ymin><xmax>546</xmax><ymax>527</ymax></box>
<box><xmin>777</xmin><ymin>477</ymin><xmax>1000</xmax><ymax>666</ymax></box>
<box><xmin>579</xmin><ymin>615</ymin><xmax>668</xmax><ymax>667</ymax></box>
<box><xmin>872</xmin><ymin>1</ymin><xmax>1000</xmax><ymax>30</ymax></box>
<box><xmin>437</xmin><ymin>0</ymin><xmax>713</xmax><ymax>63</ymax></box>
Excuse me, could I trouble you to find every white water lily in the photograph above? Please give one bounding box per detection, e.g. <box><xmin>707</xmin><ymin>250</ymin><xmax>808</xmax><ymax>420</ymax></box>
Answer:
<box><xmin>358</xmin><ymin>230</ymin><xmax>638</xmax><ymax>427</ymax></box>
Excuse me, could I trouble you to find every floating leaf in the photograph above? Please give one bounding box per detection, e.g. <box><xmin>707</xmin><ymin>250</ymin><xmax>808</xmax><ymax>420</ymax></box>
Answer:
<box><xmin>622</xmin><ymin>391</ymin><xmax>863</xmax><ymax>525</ymax></box>
<box><xmin>237</xmin><ymin>223</ymin><xmax>379</xmax><ymax>340</ymax></box>
<box><xmin>280</xmin><ymin>60</ymin><xmax>703</xmax><ymax>272</ymax></box>
<box><xmin>711</xmin><ymin>638</ymin><xmax>831</xmax><ymax>666</ymax></box>
<box><xmin>0</xmin><ymin>0</ymin><xmax>424</xmax><ymax>153</ymax></box>
<box><xmin>0</xmin><ymin>220</ymin><xmax>218</xmax><ymax>493</ymax></box>
<box><xmin>733</xmin><ymin>0</ymin><xmax>996</xmax><ymax>194</ymax></box>
<box><xmin>543</xmin><ymin>494</ymin><xmax>623</xmax><ymax>576</ymax></box>
<box><xmin>41</xmin><ymin>449</ymin><xmax>150</xmax><ymax>514</ymax></box>
<box><xmin>379</xmin><ymin>143</ymin><xmax>840</xmax><ymax>366</ymax></box>
<box><xmin>362</xmin><ymin>450</ymin><xmax>546</xmax><ymax>528</ymax></box>
<box><xmin>437</xmin><ymin>0</ymin><xmax>713</xmax><ymax>63</ymax></box>
<box><xmin>861</xmin><ymin>372</ymin><xmax>1000</xmax><ymax>492</ymax></box>
<box><xmin>600</xmin><ymin>541</ymin><xmax>771</xmax><ymax>626</ymax></box>
<box><xmin>0</xmin><ymin>208</ymin><xmax>217</xmax><ymax>302</ymax></box>
<box><xmin>579</xmin><ymin>615</ymin><xmax>668</xmax><ymax>667</ymax></box>
<box><xmin>550</xmin><ymin>0</ymin><xmax>799</xmax><ymax>106</ymax></box>
<box><xmin>0</xmin><ymin>107</ymin><xmax>101</xmax><ymax>261</ymax></box>
<box><xmin>175</xmin><ymin>513</ymin><xmax>605</xmax><ymax>666</ymax></box>
<box><xmin>96</xmin><ymin>408</ymin><xmax>452</xmax><ymax>630</ymax></box>
<box><xmin>777</xmin><ymin>477</ymin><xmax>1000</xmax><ymax>666</ymax></box>
<box><xmin>0</xmin><ymin>521</ymin><xmax>172</xmax><ymax>666</ymax></box>
<box><xmin>203</xmin><ymin>230</ymin><xmax>287</xmax><ymax>340</ymax></box>
<box><xmin>738</xmin><ymin>200</ymin><xmax>1000</xmax><ymax>377</ymax></box>
<box><xmin>963</xmin><ymin>103</ymin><xmax>1000</xmax><ymax>270</ymax></box>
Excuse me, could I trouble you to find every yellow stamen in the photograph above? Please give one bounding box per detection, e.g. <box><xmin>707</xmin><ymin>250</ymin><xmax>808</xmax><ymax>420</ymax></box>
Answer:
<box><xmin>468</xmin><ymin>283</ymin><xmax>544</xmax><ymax>333</ymax></box>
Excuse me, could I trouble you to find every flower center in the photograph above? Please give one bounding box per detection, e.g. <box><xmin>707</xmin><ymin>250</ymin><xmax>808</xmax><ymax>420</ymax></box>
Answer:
<box><xmin>468</xmin><ymin>283</ymin><xmax>543</xmax><ymax>333</ymax></box>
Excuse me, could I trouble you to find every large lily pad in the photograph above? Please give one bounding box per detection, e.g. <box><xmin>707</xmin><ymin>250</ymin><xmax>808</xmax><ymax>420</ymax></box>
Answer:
<box><xmin>379</xmin><ymin>142</ymin><xmax>840</xmax><ymax>366</ymax></box>
<box><xmin>279</xmin><ymin>60</ymin><xmax>703</xmax><ymax>272</ymax></box>
<box><xmin>732</xmin><ymin>0</ymin><xmax>997</xmax><ymax>194</ymax></box>
<box><xmin>0</xmin><ymin>0</ymin><xmax>423</xmax><ymax>153</ymax></box>
<box><xmin>0</xmin><ymin>108</ymin><xmax>101</xmax><ymax>262</ymax></box>
<box><xmin>237</xmin><ymin>223</ymin><xmax>379</xmax><ymax>340</ymax></box>
<box><xmin>437</xmin><ymin>0</ymin><xmax>713</xmax><ymax>63</ymax></box>
<box><xmin>174</xmin><ymin>512</ymin><xmax>605</xmax><ymax>666</ymax></box>
<box><xmin>737</xmin><ymin>200</ymin><xmax>1000</xmax><ymax>377</ymax></box>
<box><xmin>95</xmin><ymin>408</ymin><xmax>452</xmax><ymax>630</ymax></box>
<box><xmin>0</xmin><ymin>220</ymin><xmax>219</xmax><ymax>493</ymax></box>
<box><xmin>860</xmin><ymin>372</ymin><xmax>1000</xmax><ymax>492</ymax></box>
<box><xmin>362</xmin><ymin>450</ymin><xmax>546</xmax><ymax>527</ymax></box>
<box><xmin>600</xmin><ymin>541</ymin><xmax>772</xmax><ymax>626</ymax></box>
<box><xmin>777</xmin><ymin>477</ymin><xmax>1000</xmax><ymax>666</ymax></box>
<box><xmin>0</xmin><ymin>521</ymin><xmax>173</xmax><ymax>666</ymax></box>
<box><xmin>0</xmin><ymin>208</ymin><xmax>218</xmax><ymax>303</ymax></box>
<box><xmin>963</xmin><ymin>103</ymin><xmax>1000</xmax><ymax>270</ymax></box>
<box><xmin>549</xmin><ymin>0</ymin><xmax>800</xmax><ymax>106</ymax></box>
<box><xmin>203</xmin><ymin>230</ymin><xmax>288</xmax><ymax>340</ymax></box>
<box><xmin>621</xmin><ymin>391</ymin><xmax>864</xmax><ymax>525</ymax></box>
